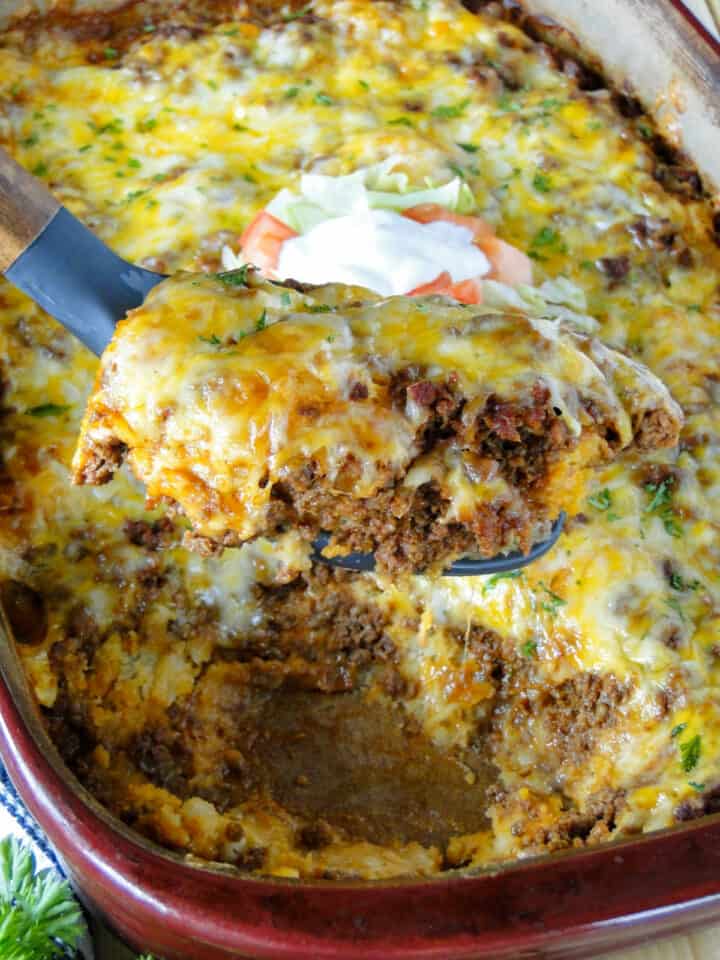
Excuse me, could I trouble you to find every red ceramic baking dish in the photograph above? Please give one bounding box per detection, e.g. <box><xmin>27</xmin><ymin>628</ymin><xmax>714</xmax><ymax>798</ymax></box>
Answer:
<box><xmin>1</xmin><ymin>1</ymin><xmax>720</xmax><ymax>958</ymax></box>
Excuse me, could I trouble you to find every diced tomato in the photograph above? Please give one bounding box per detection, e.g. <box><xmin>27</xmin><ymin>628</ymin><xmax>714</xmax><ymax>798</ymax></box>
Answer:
<box><xmin>402</xmin><ymin>204</ymin><xmax>494</xmax><ymax>244</ymax></box>
<box><xmin>407</xmin><ymin>272</ymin><xmax>483</xmax><ymax>304</ymax></box>
<box><xmin>407</xmin><ymin>271</ymin><xmax>453</xmax><ymax>296</ymax></box>
<box><xmin>477</xmin><ymin>236</ymin><xmax>533</xmax><ymax>287</ymax></box>
<box><xmin>239</xmin><ymin>211</ymin><xmax>298</xmax><ymax>275</ymax></box>
<box><xmin>448</xmin><ymin>277</ymin><xmax>484</xmax><ymax>304</ymax></box>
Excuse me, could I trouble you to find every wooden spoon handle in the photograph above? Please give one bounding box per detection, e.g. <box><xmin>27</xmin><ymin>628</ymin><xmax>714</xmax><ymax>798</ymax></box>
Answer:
<box><xmin>0</xmin><ymin>148</ymin><xmax>60</xmax><ymax>273</ymax></box>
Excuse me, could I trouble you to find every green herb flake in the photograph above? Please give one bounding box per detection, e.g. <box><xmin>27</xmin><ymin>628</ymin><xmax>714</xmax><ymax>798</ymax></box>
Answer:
<box><xmin>638</xmin><ymin>122</ymin><xmax>653</xmax><ymax>140</ymax></box>
<box><xmin>207</xmin><ymin>79</ymin><xmax>219</xmax><ymax>91</ymax></box>
<box><xmin>521</xmin><ymin>639</ymin><xmax>537</xmax><ymax>657</ymax></box>
<box><xmin>282</xmin><ymin>3</ymin><xmax>313</xmax><ymax>21</ymax></box>
<box><xmin>104</xmin><ymin>47</ymin><xmax>119</xmax><ymax>59</ymax></box>
<box><xmin>448</xmin><ymin>162</ymin><xmax>466</xmax><ymax>180</ymax></box>
<box><xmin>142</xmin><ymin>22</ymin><xmax>156</xmax><ymax>32</ymax></box>
<box><xmin>497</xmin><ymin>91</ymin><xmax>521</xmax><ymax>112</ymax></box>
<box><xmin>387</xmin><ymin>116</ymin><xmax>414</xmax><ymax>127</ymax></box>
<box><xmin>482</xmin><ymin>569</ymin><xmax>522</xmax><ymax>594</ymax></box>
<box><xmin>198</xmin><ymin>333</ymin><xmax>222</xmax><ymax>347</ymax></box>
<box><xmin>9</xmin><ymin>81</ymin><xmax>21</xmax><ymax>97</ymax></box>
<box><xmin>358</xmin><ymin>79</ymin><xmax>370</xmax><ymax>91</ymax></box>
<box><xmin>326</xmin><ymin>334</ymin><xmax>336</xmax><ymax>343</ymax></box>
<box><xmin>314</xmin><ymin>92</ymin><xmax>333</xmax><ymax>106</ymax></box>
<box><xmin>644</xmin><ymin>477</ymin><xmax>683</xmax><ymax>538</ymax></box>
<box><xmin>127</xmin><ymin>157</ymin><xmax>141</xmax><ymax>169</ymax></box>
<box><xmin>31</xmin><ymin>162</ymin><xmax>48</xmax><ymax>177</ymax></box>
<box><xmin>284</xmin><ymin>86</ymin><xmax>301</xmax><ymax>99</ymax></box>
<box><xmin>688</xmin><ymin>304</ymin><xmax>702</xmax><ymax>312</ymax></box>
<box><xmin>138</xmin><ymin>117</ymin><xmax>157</xmax><ymax>133</ymax></box>
<box><xmin>280</xmin><ymin>292</ymin><xmax>292</xmax><ymax>306</ymax></box>
<box><xmin>539</xmin><ymin>581</ymin><xmax>566</xmax><ymax>615</ymax></box>
<box><xmin>216</xmin><ymin>265</ymin><xmax>250</xmax><ymax>286</ymax></box>
<box><xmin>457</xmin><ymin>142</ymin><xmax>479</xmax><ymax>153</ymax></box>
<box><xmin>529</xmin><ymin>226</ymin><xmax>567</xmax><ymax>259</ymax></box>
<box><xmin>671</xmin><ymin>723</ymin><xmax>687</xmax><ymax>739</ymax></box>
<box><xmin>669</xmin><ymin>572</ymin><xmax>701</xmax><ymax>592</ymax></box>
<box><xmin>532</xmin><ymin>172</ymin><xmax>552</xmax><ymax>193</ymax></box>
<box><xmin>588</xmin><ymin>488</ymin><xmax>612</xmax><ymax>512</ymax></box>
<box><xmin>689</xmin><ymin>781</ymin><xmax>706</xmax><ymax>792</ymax></box>
<box><xmin>25</xmin><ymin>403</ymin><xmax>71</xmax><ymax>418</ymax></box>
<box><xmin>78</xmin><ymin>143</ymin><xmax>92</xmax><ymax>153</ymax></box>
<box><xmin>308</xmin><ymin>303</ymin><xmax>333</xmax><ymax>313</ymax></box>
<box><xmin>21</xmin><ymin>134</ymin><xmax>38</xmax><ymax>147</ymax></box>
<box><xmin>432</xmin><ymin>98</ymin><xmax>470</xmax><ymax>119</ymax></box>
<box><xmin>256</xmin><ymin>309</ymin><xmax>268</xmax><ymax>332</ymax></box>
<box><xmin>679</xmin><ymin>734</ymin><xmax>701</xmax><ymax>773</ymax></box>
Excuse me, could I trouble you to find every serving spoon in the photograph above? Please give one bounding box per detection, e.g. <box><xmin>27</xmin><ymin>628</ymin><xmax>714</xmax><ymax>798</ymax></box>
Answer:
<box><xmin>0</xmin><ymin>148</ymin><xmax>564</xmax><ymax>575</ymax></box>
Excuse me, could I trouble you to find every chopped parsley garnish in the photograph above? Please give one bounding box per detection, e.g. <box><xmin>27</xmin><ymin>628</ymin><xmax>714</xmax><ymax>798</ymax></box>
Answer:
<box><xmin>104</xmin><ymin>47</ymin><xmax>119</xmax><ymax>59</ymax></box>
<box><xmin>282</xmin><ymin>3</ymin><xmax>313</xmax><ymax>21</ymax></box>
<box><xmin>198</xmin><ymin>334</ymin><xmax>222</xmax><ymax>347</ymax></box>
<box><xmin>280</xmin><ymin>292</ymin><xmax>292</xmax><ymax>306</ymax></box>
<box><xmin>137</xmin><ymin>116</ymin><xmax>157</xmax><ymax>132</ymax></box>
<box><xmin>358</xmin><ymin>79</ymin><xmax>370</xmax><ymax>91</ymax></box>
<box><xmin>308</xmin><ymin>303</ymin><xmax>332</xmax><ymax>313</ymax></box>
<box><xmin>457</xmin><ymin>142</ymin><xmax>479</xmax><ymax>153</ymax></box>
<box><xmin>124</xmin><ymin>188</ymin><xmax>150</xmax><ymax>203</ymax></box>
<box><xmin>25</xmin><ymin>403</ymin><xmax>71</xmax><ymax>418</ymax></box>
<box><xmin>521</xmin><ymin>639</ymin><xmax>537</xmax><ymax>657</ymax></box>
<box><xmin>638</xmin><ymin>122</ymin><xmax>653</xmax><ymax>140</ymax></box>
<box><xmin>256</xmin><ymin>309</ymin><xmax>268</xmax><ymax>331</ymax></box>
<box><xmin>207</xmin><ymin>79</ymin><xmax>219</xmax><ymax>91</ymax></box>
<box><xmin>671</xmin><ymin>723</ymin><xmax>687</xmax><ymax>739</ymax></box>
<box><xmin>448</xmin><ymin>162</ymin><xmax>466</xmax><ymax>180</ymax></box>
<box><xmin>688</xmin><ymin>304</ymin><xmax>702</xmax><ymax>312</ymax></box>
<box><xmin>432</xmin><ymin>98</ymin><xmax>470</xmax><ymax>119</ymax></box>
<box><xmin>644</xmin><ymin>477</ymin><xmax>683</xmax><ymax>537</ymax></box>
<box><xmin>387</xmin><ymin>117</ymin><xmax>414</xmax><ymax>127</ymax></box>
<box><xmin>216</xmin><ymin>265</ymin><xmax>250</xmax><ymax>286</ymax></box>
<box><xmin>482</xmin><ymin>569</ymin><xmax>522</xmax><ymax>594</ymax></box>
<box><xmin>326</xmin><ymin>334</ymin><xmax>336</xmax><ymax>343</ymax></box>
<box><xmin>539</xmin><ymin>582</ymin><xmax>566</xmax><ymax>615</ymax></box>
<box><xmin>679</xmin><ymin>734</ymin><xmax>701</xmax><ymax>773</ymax></box>
<box><xmin>89</xmin><ymin>117</ymin><xmax>124</xmax><ymax>135</ymax></box>
<box><xmin>21</xmin><ymin>134</ymin><xmax>38</xmax><ymax>147</ymax></box>
<box><xmin>284</xmin><ymin>86</ymin><xmax>300</xmax><ymax>99</ymax></box>
<box><xmin>31</xmin><ymin>162</ymin><xmax>48</xmax><ymax>177</ymax></box>
<box><xmin>314</xmin><ymin>92</ymin><xmax>333</xmax><ymax>106</ymax></box>
<box><xmin>127</xmin><ymin>157</ymin><xmax>141</xmax><ymax>169</ymax></box>
<box><xmin>689</xmin><ymin>782</ymin><xmax>706</xmax><ymax>792</ymax></box>
<box><xmin>528</xmin><ymin>226</ymin><xmax>567</xmax><ymax>259</ymax></box>
<box><xmin>78</xmin><ymin>143</ymin><xmax>92</xmax><ymax>153</ymax></box>
<box><xmin>497</xmin><ymin>92</ymin><xmax>521</xmax><ymax>112</ymax></box>
<box><xmin>587</xmin><ymin>487</ymin><xmax>619</xmax><ymax>520</ymax></box>
<box><xmin>669</xmin><ymin>572</ymin><xmax>701</xmax><ymax>592</ymax></box>
<box><xmin>532</xmin><ymin>172</ymin><xmax>552</xmax><ymax>193</ymax></box>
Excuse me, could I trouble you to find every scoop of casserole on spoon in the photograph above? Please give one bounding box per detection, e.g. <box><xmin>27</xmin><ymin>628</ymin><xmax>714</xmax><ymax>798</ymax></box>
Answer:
<box><xmin>0</xmin><ymin>149</ymin><xmax>682</xmax><ymax>575</ymax></box>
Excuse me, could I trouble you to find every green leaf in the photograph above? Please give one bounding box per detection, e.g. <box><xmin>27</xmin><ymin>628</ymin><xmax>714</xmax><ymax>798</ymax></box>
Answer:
<box><xmin>256</xmin><ymin>309</ymin><xmax>268</xmax><ymax>331</ymax></box>
<box><xmin>457</xmin><ymin>142</ymin><xmax>478</xmax><ymax>153</ymax></box>
<box><xmin>539</xmin><ymin>581</ymin><xmax>566</xmax><ymax>615</ymax></box>
<box><xmin>431</xmin><ymin>98</ymin><xmax>470</xmax><ymax>119</ymax></box>
<box><xmin>198</xmin><ymin>334</ymin><xmax>222</xmax><ymax>346</ymax></box>
<box><xmin>25</xmin><ymin>403</ymin><xmax>71</xmax><ymax>418</ymax></box>
<box><xmin>587</xmin><ymin>488</ymin><xmax>612</xmax><ymax>512</ymax></box>
<box><xmin>104</xmin><ymin>47</ymin><xmax>119</xmax><ymax>59</ymax></box>
<box><xmin>679</xmin><ymin>734</ymin><xmax>701</xmax><ymax>773</ymax></box>
<box><xmin>671</xmin><ymin>722</ymin><xmax>687</xmax><ymax>739</ymax></box>
<box><xmin>532</xmin><ymin>172</ymin><xmax>552</xmax><ymax>193</ymax></box>
<box><xmin>0</xmin><ymin>836</ymin><xmax>84</xmax><ymax>960</ymax></box>
<box><xmin>482</xmin><ymin>569</ymin><xmax>522</xmax><ymax>594</ymax></box>
<box><xmin>520</xmin><ymin>639</ymin><xmax>537</xmax><ymax>657</ymax></box>
<box><xmin>216</xmin><ymin>266</ymin><xmax>250</xmax><ymax>286</ymax></box>
<box><xmin>314</xmin><ymin>92</ymin><xmax>333</xmax><ymax>106</ymax></box>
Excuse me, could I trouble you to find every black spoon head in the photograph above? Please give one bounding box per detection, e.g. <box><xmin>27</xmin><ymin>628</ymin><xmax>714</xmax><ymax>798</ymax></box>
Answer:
<box><xmin>311</xmin><ymin>512</ymin><xmax>566</xmax><ymax>577</ymax></box>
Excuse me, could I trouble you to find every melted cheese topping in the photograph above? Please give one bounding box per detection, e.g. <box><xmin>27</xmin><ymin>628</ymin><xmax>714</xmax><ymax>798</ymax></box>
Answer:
<box><xmin>73</xmin><ymin>271</ymin><xmax>680</xmax><ymax>552</ymax></box>
<box><xmin>1</xmin><ymin>0</ymin><xmax>719</xmax><ymax>878</ymax></box>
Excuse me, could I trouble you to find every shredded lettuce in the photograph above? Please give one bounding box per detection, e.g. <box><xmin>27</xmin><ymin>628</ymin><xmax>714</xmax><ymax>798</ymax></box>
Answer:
<box><xmin>265</xmin><ymin>157</ymin><xmax>476</xmax><ymax>233</ymax></box>
<box><xmin>482</xmin><ymin>279</ymin><xmax>598</xmax><ymax>333</ymax></box>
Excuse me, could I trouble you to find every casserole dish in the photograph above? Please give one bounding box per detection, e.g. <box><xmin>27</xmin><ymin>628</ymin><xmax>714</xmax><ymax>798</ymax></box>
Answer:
<box><xmin>1</xmin><ymin>0</ymin><xmax>720</xmax><ymax>957</ymax></box>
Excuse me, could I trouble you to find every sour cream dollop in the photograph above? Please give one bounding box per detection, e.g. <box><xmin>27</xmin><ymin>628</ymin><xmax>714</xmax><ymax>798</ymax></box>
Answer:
<box><xmin>276</xmin><ymin>209</ymin><xmax>489</xmax><ymax>296</ymax></box>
